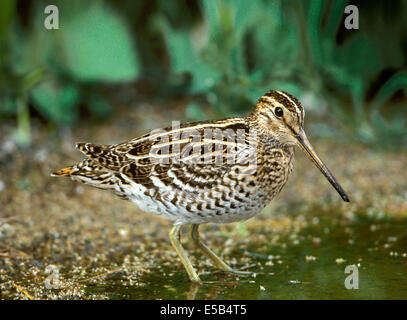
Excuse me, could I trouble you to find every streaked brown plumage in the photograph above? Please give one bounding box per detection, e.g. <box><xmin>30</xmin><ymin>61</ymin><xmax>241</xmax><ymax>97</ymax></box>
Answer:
<box><xmin>52</xmin><ymin>90</ymin><xmax>349</xmax><ymax>282</ymax></box>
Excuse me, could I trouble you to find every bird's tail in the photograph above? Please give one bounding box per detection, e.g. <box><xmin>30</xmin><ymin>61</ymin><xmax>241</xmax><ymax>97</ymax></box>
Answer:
<box><xmin>51</xmin><ymin>166</ymin><xmax>77</xmax><ymax>177</ymax></box>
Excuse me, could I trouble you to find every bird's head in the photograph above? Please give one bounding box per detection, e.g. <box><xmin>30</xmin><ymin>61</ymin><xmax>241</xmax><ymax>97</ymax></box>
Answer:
<box><xmin>251</xmin><ymin>90</ymin><xmax>350</xmax><ymax>202</ymax></box>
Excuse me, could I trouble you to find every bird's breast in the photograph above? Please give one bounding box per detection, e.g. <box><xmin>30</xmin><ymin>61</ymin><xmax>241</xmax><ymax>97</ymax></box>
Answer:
<box><xmin>254</xmin><ymin>146</ymin><xmax>295</xmax><ymax>204</ymax></box>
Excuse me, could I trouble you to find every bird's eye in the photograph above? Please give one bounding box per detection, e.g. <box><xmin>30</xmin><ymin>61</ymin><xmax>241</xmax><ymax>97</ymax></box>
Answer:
<box><xmin>275</xmin><ymin>107</ymin><xmax>284</xmax><ymax>117</ymax></box>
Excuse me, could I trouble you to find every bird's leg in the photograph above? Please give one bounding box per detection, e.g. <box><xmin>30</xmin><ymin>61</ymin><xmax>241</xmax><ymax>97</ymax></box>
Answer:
<box><xmin>169</xmin><ymin>225</ymin><xmax>201</xmax><ymax>283</ymax></box>
<box><xmin>190</xmin><ymin>224</ymin><xmax>252</xmax><ymax>276</ymax></box>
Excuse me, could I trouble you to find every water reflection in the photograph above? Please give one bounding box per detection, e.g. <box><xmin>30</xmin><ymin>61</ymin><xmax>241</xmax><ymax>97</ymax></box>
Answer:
<box><xmin>87</xmin><ymin>214</ymin><xmax>407</xmax><ymax>299</ymax></box>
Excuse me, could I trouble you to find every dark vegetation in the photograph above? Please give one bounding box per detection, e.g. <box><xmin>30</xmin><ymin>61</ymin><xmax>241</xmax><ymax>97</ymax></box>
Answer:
<box><xmin>0</xmin><ymin>0</ymin><xmax>406</xmax><ymax>147</ymax></box>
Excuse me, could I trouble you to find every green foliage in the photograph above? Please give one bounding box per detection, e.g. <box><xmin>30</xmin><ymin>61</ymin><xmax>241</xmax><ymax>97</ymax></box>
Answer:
<box><xmin>30</xmin><ymin>79</ymin><xmax>80</xmax><ymax>124</ymax></box>
<box><xmin>1</xmin><ymin>0</ymin><xmax>140</xmax><ymax>144</ymax></box>
<box><xmin>163</xmin><ymin>0</ymin><xmax>301</xmax><ymax>116</ymax></box>
<box><xmin>161</xmin><ymin>0</ymin><xmax>407</xmax><ymax>147</ymax></box>
<box><xmin>1</xmin><ymin>0</ymin><xmax>406</xmax><ymax>148</ymax></box>
<box><xmin>0</xmin><ymin>0</ymin><xmax>15</xmax><ymax>40</ymax></box>
<box><xmin>60</xmin><ymin>1</ymin><xmax>140</xmax><ymax>82</ymax></box>
<box><xmin>164</xmin><ymin>26</ymin><xmax>221</xmax><ymax>94</ymax></box>
<box><xmin>303</xmin><ymin>0</ymin><xmax>407</xmax><ymax>146</ymax></box>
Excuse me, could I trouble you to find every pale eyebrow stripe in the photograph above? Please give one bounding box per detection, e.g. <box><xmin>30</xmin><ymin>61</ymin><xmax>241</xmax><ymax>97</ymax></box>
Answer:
<box><xmin>275</xmin><ymin>91</ymin><xmax>299</xmax><ymax>112</ymax></box>
<box><xmin>275</xmin><ymin>90</ymin><xmax>304</xmax><ymax>124</ymax></box>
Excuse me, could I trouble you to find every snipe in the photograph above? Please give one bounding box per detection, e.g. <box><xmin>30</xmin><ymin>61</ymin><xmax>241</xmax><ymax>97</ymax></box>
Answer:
<box><xmin>52</xmin><ymin>90</ymin><xmax>349</xmax><ymax>282</ymax></box>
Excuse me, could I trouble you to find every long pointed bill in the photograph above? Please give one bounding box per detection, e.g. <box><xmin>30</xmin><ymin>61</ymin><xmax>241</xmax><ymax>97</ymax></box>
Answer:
<box><xmin>296</xmin><ymin>129</ymin><xmax>350</xmax><ymax>202</ymax></box>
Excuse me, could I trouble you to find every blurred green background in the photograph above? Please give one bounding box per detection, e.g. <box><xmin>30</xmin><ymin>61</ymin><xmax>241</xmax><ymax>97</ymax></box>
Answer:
<box><xmin>0</xmin><ymin>0</ymin><xmax>406</xmax><ymax>147</ymax></box>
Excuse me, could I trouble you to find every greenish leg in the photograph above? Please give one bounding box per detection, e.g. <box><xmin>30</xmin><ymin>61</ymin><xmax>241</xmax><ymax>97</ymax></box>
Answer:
<box><xmin>190</xmin><ymin>224</ymin><xmax>252</xmax><ymax>276</ymax></box>
<box><xmin>169</xmin><ymin>225</ymin><xmax>201</xmax><ymax>283</ymax></box>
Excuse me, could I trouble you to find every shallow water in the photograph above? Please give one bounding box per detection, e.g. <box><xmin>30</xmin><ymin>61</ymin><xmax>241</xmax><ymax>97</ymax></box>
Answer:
<box><xmin>85</xmin><ymin>214</ymin><xmax>407</xmax><ymax>299</ymax></box>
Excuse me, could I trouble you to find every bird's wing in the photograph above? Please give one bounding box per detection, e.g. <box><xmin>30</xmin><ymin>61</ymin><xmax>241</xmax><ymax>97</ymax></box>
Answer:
<box><xmin>74</xmin><ymin>120</ymin><xmax>257</xmax><ymax>190</ymax></box>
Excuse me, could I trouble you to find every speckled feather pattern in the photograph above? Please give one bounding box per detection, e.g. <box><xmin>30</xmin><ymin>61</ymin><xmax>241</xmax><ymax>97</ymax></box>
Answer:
<box><xmin>53</xmin><ymin>90</ymin><xmax>301</xmax><ymax>225</ymax></box>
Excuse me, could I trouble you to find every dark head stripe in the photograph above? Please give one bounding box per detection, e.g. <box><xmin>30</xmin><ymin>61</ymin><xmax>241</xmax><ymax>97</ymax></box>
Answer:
<box><xmin>265</xmin><ymin>90</ymin><xmax>304</xmax><ymax>125</ymax></box>
<box><xmin>264</xmin><ymin>91</ymin><xmax>301</xmax><ymax>113</ymax></box>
